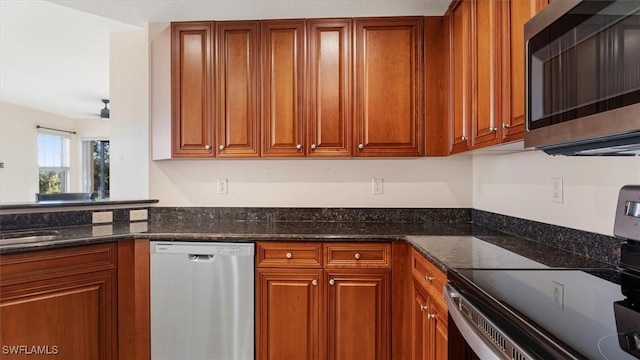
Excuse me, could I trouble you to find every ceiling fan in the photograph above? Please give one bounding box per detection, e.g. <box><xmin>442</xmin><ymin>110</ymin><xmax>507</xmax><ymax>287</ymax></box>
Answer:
<box><xmin>100</xmin><ymin>99</ymin><xmax>110</xmax><ymax>119</ymax></box>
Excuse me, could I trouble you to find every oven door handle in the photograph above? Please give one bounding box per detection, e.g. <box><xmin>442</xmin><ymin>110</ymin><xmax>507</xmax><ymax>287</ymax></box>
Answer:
<box><xmin>444</xmin><ymin>283</ymin><xmax>505</xmax><ymax>360</ymax></box>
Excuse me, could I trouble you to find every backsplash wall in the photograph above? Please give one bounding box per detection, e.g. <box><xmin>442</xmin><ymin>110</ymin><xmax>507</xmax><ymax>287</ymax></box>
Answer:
<box><xmin>149</xmin><ymin>157</ymin><xmax>474</xmax><ymax>208</ymax></box>
<box><xmin>473</xmin><ymin>151</ymin><xmax>640</xmax><ymax>237</ymax></box>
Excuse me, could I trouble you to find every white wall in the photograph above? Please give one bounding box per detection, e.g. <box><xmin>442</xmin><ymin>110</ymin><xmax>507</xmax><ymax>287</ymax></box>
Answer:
<box><xmin>149</xmin><ymin>157</ymin><xmax>473</xmax><ymax>207</ymax></box>
<box><xmin>109</xmin><ymin>29</ymin><xmax>150</xmax><ymax>200</ymax></box>
<box><xmin>0</xmin><ymin>102</ymin><xmax>109</xmax><ymax>202</ymax></box>
<box><xmin>473</xmin><ymin>151</ymin><xmax>640</xmax><ymax>236</ymax></box>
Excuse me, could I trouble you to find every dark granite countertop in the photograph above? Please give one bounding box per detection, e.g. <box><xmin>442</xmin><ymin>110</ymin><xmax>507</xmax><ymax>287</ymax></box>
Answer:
<box><xmin>0</xmin><ymin>220</ymin><xmax>611</xmax><ymax>272</ymax></box>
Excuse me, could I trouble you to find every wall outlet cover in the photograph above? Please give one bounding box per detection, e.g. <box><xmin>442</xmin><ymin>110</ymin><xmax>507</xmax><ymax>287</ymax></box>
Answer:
<box><xmin>92</xmin><ymin>211</ymin><xmax>113</xmax><ymax>224</ymax></box>
<box><xmin>130</xmin><ymin>209</ymin><xmax>148</xmax><ymax>221</ymax></box>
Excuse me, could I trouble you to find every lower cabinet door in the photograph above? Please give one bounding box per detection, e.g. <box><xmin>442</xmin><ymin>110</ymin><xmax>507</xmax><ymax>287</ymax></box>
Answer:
<box><xmin>431</xmin><ymin>300</ymin><xmax>448</xmax><ymax>360</ymax></box>
<box><xmin>256</xmin><ymin>269</ymin><xmax>323</xmax><ymax>360</ymax></box>
<box><xmin>326</xmin><ymin>270</ymin><xmax>391</xmax><ymax>360</ymax></box>
<box><xmin>412</xmin><ymin>283</ymin><xmax>431</xmax><ymax>360</ymax></box>
<box><xmin>0</xmin><ymin>271</ymin><xmax>117</xmax><ymax>360</ymax></box>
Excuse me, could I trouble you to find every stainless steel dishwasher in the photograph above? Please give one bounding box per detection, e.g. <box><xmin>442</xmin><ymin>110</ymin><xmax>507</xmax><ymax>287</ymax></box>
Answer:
<box><xmin>150</xmin><ymin>241</ymin><xmax>255</xmax><ymax>360</ymax></box>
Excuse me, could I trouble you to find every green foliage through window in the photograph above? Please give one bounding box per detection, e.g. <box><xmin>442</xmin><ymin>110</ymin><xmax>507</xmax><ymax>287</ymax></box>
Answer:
<box><xmin>39</xmin><ymin>170</ymin><xmax>63</xmax><ymax>194</ymax></box>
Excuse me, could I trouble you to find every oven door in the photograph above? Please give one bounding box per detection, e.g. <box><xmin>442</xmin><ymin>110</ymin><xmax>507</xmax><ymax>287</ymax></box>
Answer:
<box><xmin>445</xmin><ymin>283</ymin><xmax>536</xmax><ymax>360</ymax></box>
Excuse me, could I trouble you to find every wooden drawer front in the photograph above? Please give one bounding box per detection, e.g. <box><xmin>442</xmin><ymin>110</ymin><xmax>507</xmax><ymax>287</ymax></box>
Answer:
<box><xmin>411</xmin><ymin>248</ymin><xmax>447</xmax><ymax>303</ymax></box>
<box><xmin>324</xmin><ymin>243</ymin><xmax>391</xmax><ymax>268</ymax></box>
<box><xmin>257</xmin><ymin>242</ymin><xmax>322</xmax><ymax>268</ymax></box>
<box><xmin>0</xmin><ymin>243</ymin><xmax>118</xmax><ymax>286</ymax></box>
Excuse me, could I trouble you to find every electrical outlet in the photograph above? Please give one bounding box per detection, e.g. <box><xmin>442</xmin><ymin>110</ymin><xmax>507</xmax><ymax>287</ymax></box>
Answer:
<box><xmin>552</xmin><ymin>177</ymin><xmax>564</xmax><ymax>203</ymax></box>
<box><xmin>130</xmin><ymin>222</ymin><xmax>148</xmax><ymax>233</ymax></box>
<box><xmin>130</xmin><ymin>209</ymin><xmax>148</xmax><ymax>222</ymax></box>
<box><xmin>218</xmin><ymin>178</ymin><xmax>228</xmax><ymax>195</ymax></box>
<box><xmin>92</xmin><ymin>211</ymin><xmax>113</xmax><ymax>224</ymax></box>
<box><xmin>372</xmin><ymin>178</ymin><xmax>383</xmax><ymax>195</ymax></box>
<box><xmin>476</xmin><ymin>178</ymin><xmax>484</xmax><ymax>196</ymax></box>
<box><xmin>92</xmin><ymin>224</ymin><xmax>113</xmax><ymax>237</ymax></box>
<box><xmin>552</xmin><ymin>281</ymin><xmax>564</xmax><ymax>310</ymax></box>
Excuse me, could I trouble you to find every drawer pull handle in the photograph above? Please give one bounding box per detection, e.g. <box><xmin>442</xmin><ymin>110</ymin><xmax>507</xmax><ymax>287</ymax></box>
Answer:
<box><xmin>329</xmin><ymin>279</ymin><xmax>335</xmax><ymax>285</ymax></box>
<box><xmin>420</xmin><ymin>304</ymin><xmax>428</xmax><ymax>311</ymax></box>
<box><xmin>426</xmin><ymin>276</ymin><xmax>435</xmax><ymax>282</ymax></box>
<box><xmin>428</xmin><ymin>313</ymin><xmax>436</xmax><ymax>320</ymax></box>
<box><xmin>286</xmin><ymin>252</ymin><xmax>292</xmax><ymax>259</ymax></box>
<box><xmin>312</xmin><ymin>279</ymin><xmax>318</xmax><ymax>286</ymax></box>
<box><xmin>355</xmin><ymin>253</ymin><xmax>361</xmax><ymax>260</ymax></box>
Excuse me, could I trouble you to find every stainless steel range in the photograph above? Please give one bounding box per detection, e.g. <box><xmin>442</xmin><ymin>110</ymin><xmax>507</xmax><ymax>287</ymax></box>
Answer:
<box><xmin>446</xmin><ymin>185</ymin><xmax>640</xmax><ymax>359</ymax></box>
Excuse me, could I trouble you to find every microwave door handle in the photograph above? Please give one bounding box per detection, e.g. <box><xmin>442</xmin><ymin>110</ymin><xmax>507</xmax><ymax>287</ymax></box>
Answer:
<box><xmin>525</xmin><ymin>38</ymin><xmax>531</xmax><ymax>132</ymax></box>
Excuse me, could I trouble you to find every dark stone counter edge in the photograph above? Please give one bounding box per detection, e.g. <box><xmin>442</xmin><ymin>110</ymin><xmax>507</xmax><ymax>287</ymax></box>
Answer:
<box><xmin>0</xmin><ymin>231</ymin><xmax>612</xmax><ymax>276</ymax></box>
<box><xmin>0</xmin><ymin>233</ymin><xmax>404</xmax><ymax>255</ymax></box>
<box><xmin>0</xmin><ymin>199</ymin><xmax>159</xmax><ymax>210</ymax></box>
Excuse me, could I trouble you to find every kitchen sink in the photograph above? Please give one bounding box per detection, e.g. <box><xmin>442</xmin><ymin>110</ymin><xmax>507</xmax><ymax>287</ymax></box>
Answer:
<box><xmin>0</xmin><ymin>230</ymin><xmax>59</xmax><ymax>243</ymax></box>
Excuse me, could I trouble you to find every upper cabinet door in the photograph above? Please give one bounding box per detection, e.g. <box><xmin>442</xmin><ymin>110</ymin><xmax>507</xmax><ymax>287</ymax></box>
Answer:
<box><xmin>307</xmin><ymin>19</ymin><xmax>352</xmax><ymax>157</ymax></box>
<box><xmin>171</xmin><ymin>22</ymin><xmax>214</xmax><ymax>157</ymax></box>
<box><xmin>354</xmin><ymin>17</ymin><xmax>424</xmax><ymax>157</ymax></box>
<box><xmin>449</xmin><ymin>1</ymin><xmax>472</xmax><ymax>154</ymax></box>
<box><xmin>261</xmin><ymin>20</ymin><xmax>306</xmax><ymax>157</ymax></box>
<box><xmin>501</xmin><ymin>0</ymin><xmax>550</xmax><ymax>142</ymax></box>
<box><xmin>215</xmin><ymin>21</ymin><xmax>261</xmax><ymax>158</ymax></box>
<box><xmin>470</xmin><ymin>0</ymin><xmax>501</xmax><ymax>149</ymax></box>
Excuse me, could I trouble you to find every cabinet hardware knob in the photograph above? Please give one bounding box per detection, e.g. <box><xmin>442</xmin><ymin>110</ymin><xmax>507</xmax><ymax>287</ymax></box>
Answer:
<box><xmin>311</xmin><ymin>144</ymin><xmax>316</xmax><ymax>150</ymax></box>
<box><xmin>285</xmin><ymin>252</ymin><xmax>292</xmax><ymax>259</ymax></box>
<box><xmin>329</xmin><ymin>279</ymin><xmax>335</xmax><ymax>285</ymax></box>
<box><xmin>219</xmin><ymin>145</ymin><xmax>225</xmax><ymax>151</ymax></box>
<box><xmin>358</xmin><ymin>144</ymin><xmax>364</xmax><ymax>150</ymax></box>
<box><xmin>490</xmin><ymin>127</ymin><xmax>497</xmax><ymax>133</ymax></box>
<box><xmin>426</xmin><ymin>276</ymin><xmax>434</xmax><ymax>282</ymax></box>
<box><xmin>502</xmin><ymin>123</ymin><xmax>510</xmax><ymax>129</ymax></box>
<box><xmin>205</xmin><ymin>144</ymin><xmax>211</xmax><ymax>150</ymax></box>
<box><xmin>461</xmin><ymin>136</ymin><xmax>468</xmax><ymax>141</ymax></box>
<box><xmin>296</xmin><ymin>144</ymin><xmax>302</xmax><ymax>150</ymax></box>
<box><xmin>354</xmin><ymin>253</ymin><xmax>361</xmax><ymax>260</ymax></box>
<box><xmin>312</xmin><ymin>279</ymin><xmax>318</xmax><ymax>286</ymax></box>
<box><xmin>420</xmin><ymin>304</ymin><xmax>428</xmax><ymax>311</ymax></box>
<box><xmin>428</xmin><ymin>313</ymin><xmax>436</xmax><ymax>320</ymax></box>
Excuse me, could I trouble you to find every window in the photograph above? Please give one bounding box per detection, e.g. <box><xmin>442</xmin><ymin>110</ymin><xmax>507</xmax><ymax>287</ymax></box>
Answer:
<box><xmin>38</xmin><ymin>132</ymin><xmax>70</xmax><ymax>194</ymax></box>
<box><xmin>82</xmin><ymin>140</ymin><xmax>110</xmax><ymax>199</ymax></box>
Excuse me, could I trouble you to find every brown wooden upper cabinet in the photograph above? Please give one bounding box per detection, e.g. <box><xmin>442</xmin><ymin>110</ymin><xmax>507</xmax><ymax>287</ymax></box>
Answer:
<box><xmin>307</xmin><ymin>19</ymin><xmax>353</xmax><ymax>157</ymax></box>
<box><xmin>447</xmin><ymin>1</ymin><xmax>472</xmax><ymax>154</ymax></box>
<box><xmin>215</xmin><ymin>21</ymin><xmax>261</xmax><ymax>158</ymax></box>
<box><xmin>445</xmin><ymin>0</ymin><xmax>550</xmax><ymax>154</ymax></box>
<box><xmin>261</xmin><ymin>20</ymin><xmax>306</xmax><ymax>157</ymax></box>
<box><xmin>171</xmin><ymin>22</ymin><xmax>214</xmax><ymax>157</ymax></box>
<box><xmin>166</xmin><ymin>17</ymin><xmax>427</xmax><ymax>159</ymax></box>
<box><xmin>500</xmin><ymin>0</ymin><xmax>550</xmax><ymax>143</ymax></box>
<box><xmin>354</xmin><ymin>17</ymin><xmax>425</xmax><ymax>157</ymax></box>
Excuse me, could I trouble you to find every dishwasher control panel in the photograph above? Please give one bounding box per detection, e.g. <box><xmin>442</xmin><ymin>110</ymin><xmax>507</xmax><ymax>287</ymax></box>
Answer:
<box><xmin>151</xmin><ymin>242</ymin><xmax>255</xmax><ymax>256</ymax></box>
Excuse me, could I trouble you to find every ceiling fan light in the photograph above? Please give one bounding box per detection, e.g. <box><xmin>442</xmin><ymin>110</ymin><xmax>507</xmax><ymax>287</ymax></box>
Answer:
<box><xmin>100</xmin><ymin>99</ymin><xmax>110</xmax><ymax>119</ymax></box>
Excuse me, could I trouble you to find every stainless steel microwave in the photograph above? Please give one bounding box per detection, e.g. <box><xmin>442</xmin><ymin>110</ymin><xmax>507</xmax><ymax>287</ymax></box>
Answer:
<box><xmin>524</xmin><ymin>0</ymin><xmax>640</xmax><ymax>155</ymax></box>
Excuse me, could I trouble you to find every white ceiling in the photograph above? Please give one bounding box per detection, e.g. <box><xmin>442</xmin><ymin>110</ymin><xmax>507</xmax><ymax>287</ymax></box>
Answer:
<box><xmin>0</xmin><ymin>1</ymin><xmax>137</xmax><ymax>119</ymax></box>
<box><xmin>1</xmin><ymin>0</ymin><xmax>450</xmax><ymax>120</ymax></box>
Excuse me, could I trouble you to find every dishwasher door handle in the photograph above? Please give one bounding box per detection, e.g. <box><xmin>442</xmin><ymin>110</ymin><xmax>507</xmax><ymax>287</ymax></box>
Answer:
<box><xmin>187</xmin><ymin>254</ymin><xmax>215</xmax><ymax>261</ymax></box>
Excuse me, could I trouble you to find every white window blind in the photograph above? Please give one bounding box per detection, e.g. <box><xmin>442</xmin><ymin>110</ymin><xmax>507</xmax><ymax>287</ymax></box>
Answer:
<box><xmin>38</xmin><ymin>133</ymin><xmax>70</xmax><ymax>168</ymax></box>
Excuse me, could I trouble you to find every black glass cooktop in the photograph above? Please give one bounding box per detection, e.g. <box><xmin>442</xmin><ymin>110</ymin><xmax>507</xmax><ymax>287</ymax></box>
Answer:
<box><xmin>449</xmin><ymin>268</ymin><xmax>638</xmax><ymax>359</ymax></box>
